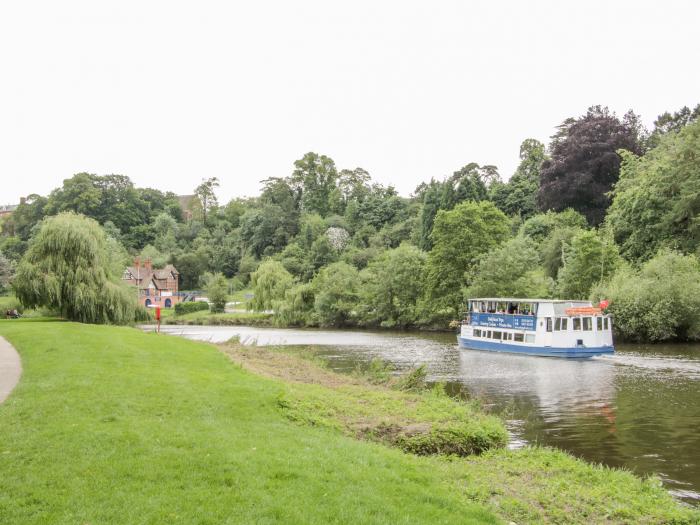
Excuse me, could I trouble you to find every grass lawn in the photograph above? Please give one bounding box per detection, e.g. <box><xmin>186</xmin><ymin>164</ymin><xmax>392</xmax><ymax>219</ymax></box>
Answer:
<box><xmin>0</xmin><ymin>321</ymin><xmax>498</xmax><ymax>524</ymax></box>
<box><xmin>1</xmin><ymin>321</ymin><xmax>697</xmax><ymax>524</ymax></box>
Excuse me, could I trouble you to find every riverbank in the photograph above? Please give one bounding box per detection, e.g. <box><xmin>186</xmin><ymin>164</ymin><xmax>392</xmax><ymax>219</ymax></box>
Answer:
<box><xmin>1</xmin><ymin>320</ymin><xmax>696</xmax><ymax>524</ymax></box>
<box><xmin>220</xmin><ymin>341</ymin><xmax>699</xmax><ymax>523</ymax></box>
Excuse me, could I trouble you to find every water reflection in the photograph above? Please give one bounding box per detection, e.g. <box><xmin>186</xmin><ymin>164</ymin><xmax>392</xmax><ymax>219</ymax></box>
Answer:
<box><xmin>154</xmin><ymin>325</ymin><xmax>700</xmax><ymax>503</ymax></box>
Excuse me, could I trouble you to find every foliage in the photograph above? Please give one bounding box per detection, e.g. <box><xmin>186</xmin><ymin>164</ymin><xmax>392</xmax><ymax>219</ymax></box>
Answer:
<box><xmin>194</xmin><ymin>177</ymin><xmax>220</xmax><ymax>224</ymax></box>
<box><xmin>174</xmin><ymin>300</ymin><xmax>209</xmax><ymax>315</ymax></box>
<box><xmin>0</xmin><ymin>250</ymin><xmax>14</xmax><ymax>294</ymax></box>
<box><xmin>422</xmin><ymin>201</ymin><xmax>510</xmax><ymax>325</ymax></box>
<box><xmin>606</xmin><ymin>119</ymin><xmax>700</xmax><ymax>262</ymax></box>
<box><xmin>557</xmin><ymin>229</ymin><xmax>621</xmax><ymax>299</ymax></box>
<box><xmin>591</xmin><ymin>250</ymin><xmax>700</xmax><ymax>341</ymax></box>
<box><xmin>539</xmin><ymin>106</ymin><xmax>643</xmax><ymax>225</ymax></box>
<box><xmin>490</xmin><ymin>138</ymin><xmax>546</xmax><ymax>219</ymax></box>
<box><xmin>311</xmin><ymin>262</ymin><xmax>360</xmax><ymax>326</ymax></box>
<box><xmin>519</xmin><ymin>209</ymin><xmax>587</xmax><ymax>243</ymax></box>
<box><xmin>467</xmin><ymin>237</ymin><xmax>553</xmax><ymax>299</ymax></box>
<box><xmin>358</xmin><ymin>244</ymin><xmax>427</xmax><ymax>328</ymax></box>
<box><xmin>12</xmin><ymin>213</ymin><xmax>145</xmax><ymax>324</ymax></box>
<box><xmin>290</xmin><ymin>152</ymin><xmax>338</xmax><ymax>216</ymax></box>
<box><xmin>249</xmin><ymin>260</ymin><xmax>294</xmax><ymax>312</ymax></box>
<box><xmin>274</xmin><ymin>282</ymin><xmax>315</xmax><ymax>326</ymax></box>
<box><xmin>206</xmin><ymin>272</ymin><xmax>228</xmax><ymax>313</ymax></box>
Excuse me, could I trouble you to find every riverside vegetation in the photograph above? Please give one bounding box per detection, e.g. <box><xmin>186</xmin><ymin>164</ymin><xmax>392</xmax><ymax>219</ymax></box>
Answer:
<box><xmin>3</xmin><ymin>105</ymin><xmax>700</xmax><ymax>341</ymax></box>
<box><xmin>0</xmin><ymin>321</ymin><xmax>696</xmax><ymax>524</ymax></box>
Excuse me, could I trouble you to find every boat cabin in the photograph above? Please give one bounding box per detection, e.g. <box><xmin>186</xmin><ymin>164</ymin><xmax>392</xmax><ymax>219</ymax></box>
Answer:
<box><xmin>458</xmin><ymin>298</ymin><xmax>614</xmax><ymax>357</ymax></box>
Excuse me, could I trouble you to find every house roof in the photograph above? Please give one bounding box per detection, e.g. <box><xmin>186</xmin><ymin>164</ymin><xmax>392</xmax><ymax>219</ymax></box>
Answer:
<box><xmin>124</xmin><ymin>264</ymin><xmax>179</xmax><ymax>290</ymax></box>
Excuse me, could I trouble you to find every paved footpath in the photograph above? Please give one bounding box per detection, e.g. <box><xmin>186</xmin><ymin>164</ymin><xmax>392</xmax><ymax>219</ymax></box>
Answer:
<box><xmin>0</xmin><ymin>336</ymin><xmax>22</xmax><ymax>404</ymax></box>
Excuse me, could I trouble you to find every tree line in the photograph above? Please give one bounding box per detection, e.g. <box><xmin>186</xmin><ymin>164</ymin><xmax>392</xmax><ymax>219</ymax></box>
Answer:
<box><xmin>1</xmin><ymin>103</ymin><xmax>699</xmax><ymax>341</ymax></box>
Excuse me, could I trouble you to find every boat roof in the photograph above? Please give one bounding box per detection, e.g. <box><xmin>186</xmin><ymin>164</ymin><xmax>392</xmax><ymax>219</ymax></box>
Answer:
<box><xmin>469</xmin><ymin>298</ymin><xmax>590</xmax><ymax>304</ymax></box>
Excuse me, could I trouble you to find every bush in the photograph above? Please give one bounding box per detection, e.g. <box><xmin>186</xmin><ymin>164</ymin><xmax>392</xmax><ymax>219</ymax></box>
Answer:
<box><xmin>174</xmin><ymin>301</ymin><xmax>210</xmax><ymax>316</ymax></box>
<box><xmin>206</xmin><ymin>273</ymin><xmax>228</xmax><ymax>313</ymax></box>
<box><xmin>592</xmin><ymin>250</ymin><xmax>700</xmax><ymax>341</ymax></box>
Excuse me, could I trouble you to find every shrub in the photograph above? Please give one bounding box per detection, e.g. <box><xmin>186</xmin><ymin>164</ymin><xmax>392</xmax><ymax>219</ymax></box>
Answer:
<box><xmin>206</xmin><ymin>273</ymin><xmax>228</xmax><ymax>313</ymax></box>
<box><xmin>592</xmin><ymin>250</ymin><xmax>700</xmax><ymax>341</ymax></box>
<box><xmin>174</xmin><ymin>301</ymin><xmax>209</xmax><ymax>316</ymax></box>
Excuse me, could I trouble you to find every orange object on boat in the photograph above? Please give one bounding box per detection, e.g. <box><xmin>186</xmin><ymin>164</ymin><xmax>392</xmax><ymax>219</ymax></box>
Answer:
<box><xmin>565</xmin><ymin>306</ymin><xmax>602</xmax><ymax>316</ymax></box>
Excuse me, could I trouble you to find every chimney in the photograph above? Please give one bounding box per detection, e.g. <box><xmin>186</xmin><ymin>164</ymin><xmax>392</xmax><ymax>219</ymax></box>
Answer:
<box><xmin>144</xmin><ymin>258</ymin><xmax>153</xmax><ymax>271</ymax></box>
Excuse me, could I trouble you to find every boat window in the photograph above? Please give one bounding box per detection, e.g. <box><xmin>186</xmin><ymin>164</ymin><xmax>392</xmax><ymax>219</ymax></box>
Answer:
<box><xmin>492</xmin><ymin>331</ymin><xmax>502</xmax><ymax>340</ymax></box>
<box><xmin>554</xmin><ymin>318</ymin><xmax>561</xmax><ymax>331</ymax></box>
<box><xmin>525</xmin><ymin>334</ymin><xmax>535</xmax><ymax>343</ymax></box>
<box><xmin>514</xmin><ymin>333</ymin><xmax>524</xmax><ymax>342</ymax></box>
<box><xmin>583</xmin><ymin>317</ymin><xmax>592</xmax><ymax>331</ymax></box>
<box><xmin>474</xmin><ymin>329</ymin><xmax>481</xmax><ymax>337</ymax></box>
<box><xmin>545</xmin><ymin>317</ymin><xmax>553</xmax><ymax>332</ymax></box>
<box><xmin>561</xmin><ymin>318</ymin><xmax>568</xmax><ymax>331</ymax></box>
<box><xmin>573</xmin><ymin>318</ymin><xmax>581</xmax><ymax>330</ymax></box>
<box><xmin>597</xmin><ymin>317</ymin><xmax>603</xmax><ymax>331</ymax></box>
<box><xmin>604</xmin><ymin>318</ymin><xmax>610</xmax><ymax>331</ymax></box>
<box><xmin>487</xmin><ymin>330</ymin><xmax>492</xmax><ymax>338</ymax></box>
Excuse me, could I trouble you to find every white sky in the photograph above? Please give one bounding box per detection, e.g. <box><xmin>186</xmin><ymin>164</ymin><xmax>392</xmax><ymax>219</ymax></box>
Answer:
<box><xmin>1</xmin><ymin>1</ymin><xmax>698</xmax><ymax>205</ymax></box>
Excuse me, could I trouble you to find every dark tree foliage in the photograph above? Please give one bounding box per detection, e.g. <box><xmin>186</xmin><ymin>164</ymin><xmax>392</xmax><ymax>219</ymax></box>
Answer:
<box><xmin>290</xmin><ymin>152</ymin><xmax>338</xmax><ymax>216</ymax></box>
<box><xmin>3</xmin><ymin>194</ymin><xmax>48</xmax><ymax>240</ymax></box>
<box><xmin>538</xmin><ymin>106</ymin><xmax>642</xmax><ymax>225</ymax></box>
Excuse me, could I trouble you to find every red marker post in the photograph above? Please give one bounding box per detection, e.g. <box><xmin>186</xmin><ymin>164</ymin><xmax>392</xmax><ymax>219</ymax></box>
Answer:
<box><xmin>155</xmin><ymin>305</ymin><xmax>161</xmax><ymax>333</ymax></box>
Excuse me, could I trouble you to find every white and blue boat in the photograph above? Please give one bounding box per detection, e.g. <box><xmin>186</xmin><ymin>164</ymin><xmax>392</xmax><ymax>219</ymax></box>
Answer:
<box><xmin>458</xmin><ymin>298</ymin><xmax>614</xmax><ymax>358</ymax></box>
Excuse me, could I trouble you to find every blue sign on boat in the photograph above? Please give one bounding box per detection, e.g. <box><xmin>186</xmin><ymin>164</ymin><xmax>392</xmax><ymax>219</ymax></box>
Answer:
<box><xmin>470</xmin><ymin>313</ymin><xmax>536</xmax><ymax>331</ymax></box>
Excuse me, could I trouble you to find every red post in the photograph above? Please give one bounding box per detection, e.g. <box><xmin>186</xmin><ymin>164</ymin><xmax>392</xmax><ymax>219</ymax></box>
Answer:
<box><xmin>155</xmin><ymin>306</ymin><xmax>161</xmax><ymax>333</ymax></box>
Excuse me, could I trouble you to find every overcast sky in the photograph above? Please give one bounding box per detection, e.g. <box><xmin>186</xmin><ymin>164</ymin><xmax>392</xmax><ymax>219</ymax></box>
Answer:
<box><xmin>1</xmin><ymin>1</ymin><xmax>698</xmax><ymax>205</ymax></box>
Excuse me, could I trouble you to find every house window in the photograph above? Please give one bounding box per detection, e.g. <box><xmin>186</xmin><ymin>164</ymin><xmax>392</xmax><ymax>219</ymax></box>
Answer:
<box><xmin>573</xmin><ymin>318</ymin><xmax>581</xmax><ymax>331</ymax></box>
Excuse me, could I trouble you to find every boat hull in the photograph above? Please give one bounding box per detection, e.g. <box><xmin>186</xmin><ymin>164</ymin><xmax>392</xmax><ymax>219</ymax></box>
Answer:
<box><xmin>457</xmin><ymin>336</ymin><xmax>614</xmax><ymax>358</ymax></box>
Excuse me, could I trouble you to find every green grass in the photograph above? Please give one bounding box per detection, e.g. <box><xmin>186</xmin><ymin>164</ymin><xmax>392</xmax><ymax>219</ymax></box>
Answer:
<box><xmin>0</xmin><ymin>321</ymin><xmax>498</xmax><ymax>524</ymax></box>
<box><xmin>227</xmin><ymin>288</ymin><xmax>254</xmax><ymax>306</ymax></box>
<box><xmin>0</xmin><ymin>322</ymin><xmax>696</xmax><ymax>524</ymax></box>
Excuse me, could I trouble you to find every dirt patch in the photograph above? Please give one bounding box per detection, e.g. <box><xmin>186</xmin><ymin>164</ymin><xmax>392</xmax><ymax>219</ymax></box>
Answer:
<box><xmin>219</xmin><ymin>344</ymin><xmax>367</xmax><ymax>389</ymax></box>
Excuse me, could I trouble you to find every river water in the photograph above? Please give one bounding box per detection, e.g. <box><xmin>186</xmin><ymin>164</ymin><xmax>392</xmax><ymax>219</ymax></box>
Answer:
<box><xmin>155</xmin><ymin>325</ymin><xmax>700</xmax><ymax>504</ymax></box>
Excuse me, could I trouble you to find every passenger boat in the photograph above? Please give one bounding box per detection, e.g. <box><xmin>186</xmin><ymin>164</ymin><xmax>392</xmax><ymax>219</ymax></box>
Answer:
<box><xmin>457</xmin><ymin>298</ymin><xmax>614</xmax><ymax>358</ymax></box>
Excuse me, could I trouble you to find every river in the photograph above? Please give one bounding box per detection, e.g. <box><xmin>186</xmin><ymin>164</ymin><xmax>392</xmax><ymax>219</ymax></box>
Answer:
<box><xmin>154</xmin><ymin>324</ymin><xmax>700</xmax><ymax>504</ymax></box>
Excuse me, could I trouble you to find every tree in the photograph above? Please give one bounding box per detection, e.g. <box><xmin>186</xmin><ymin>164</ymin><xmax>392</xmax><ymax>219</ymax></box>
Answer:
<box><xmin>194</xmin><ymin>177</ymin><xmax>220</xmax><ymax>224</ymax></box>
<box><xmin>12</xmin><ymin>212</ymin><xmax>144</xmax><ymax>324</ymax></box>
<box><xmin>556</xmin><ymin>229</ymin><xmax>621</xmax><ymax>299</ymax></box>
<box><xmin>422</xmin><ymin>201</ymin><xmax>510</xmax><ymax>324</ymax></box>
<box><xmin>0</xmin><ymin>250</ymin><xmax>14</xmax><ymax>294</ymax></box>
<box><xmin>646</xmin><ymin>103</ymin><xmax>700</xmax><ymax>149</ymax></box>
<box><xmin>206</xmin><ymin>273</ymin><xmax>228</xmax><ymax>313</ymax></box>
<box><xmin>592</xmin><ymin>251</ymin><xmax>700</xmax><ymax>342</ymax></box>
<box><xmin>358</xmin><ymin>244</ymin><xmax>427</xmax><ymax>328</ymax></box>
<box><xmin>311</xmin><ymin>262</ymin><xmax>360</xmax><ymax>326</ymax></box>
<box><xmin>606</xmin><ymin>119</ymin><xmax>700</xmax><ymax>262</ymax></box>
<box><xmin>467</xmin><ymin>237</ymin><xmax>553</xmax><ymax>298</ymax></box>
<box><xmin>175</xmin><ymin>252</ymin><xmax>208</xmax><ymax>290</ymax></box>
<box><xmin>538</xmin><ymin>106</ymin><xmax>642</xmax><ymax>225</ymax></box>
<box><xmin>45</xmin><ymin>173</ymin><xmax>150</xmax><ymax>234</ymax></box>
<box><xmin>290</xmin><ymin>152</ymin><xmax>338</xmax><ymax>216</ymax></box>
<box><xmin>249</xmin><ymin>260</ymin><xmax>294</xmax><ymax>311</ymax></box>
<box><xmin>490</xmin><ymin>139</ymin><xmax>545</xmax><ymax>219</ymax></box>
<box><xmin>5</xmin><ymin>194</ymin><xmax>48</xmax><ymax>240</ymax></box>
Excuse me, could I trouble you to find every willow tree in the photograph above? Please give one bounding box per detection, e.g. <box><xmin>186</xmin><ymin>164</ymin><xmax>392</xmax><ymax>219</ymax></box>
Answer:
<box><xmin>13</xmin><ymin>212</ymin><xmax>145</xmax><ymax>324</ymax></box>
